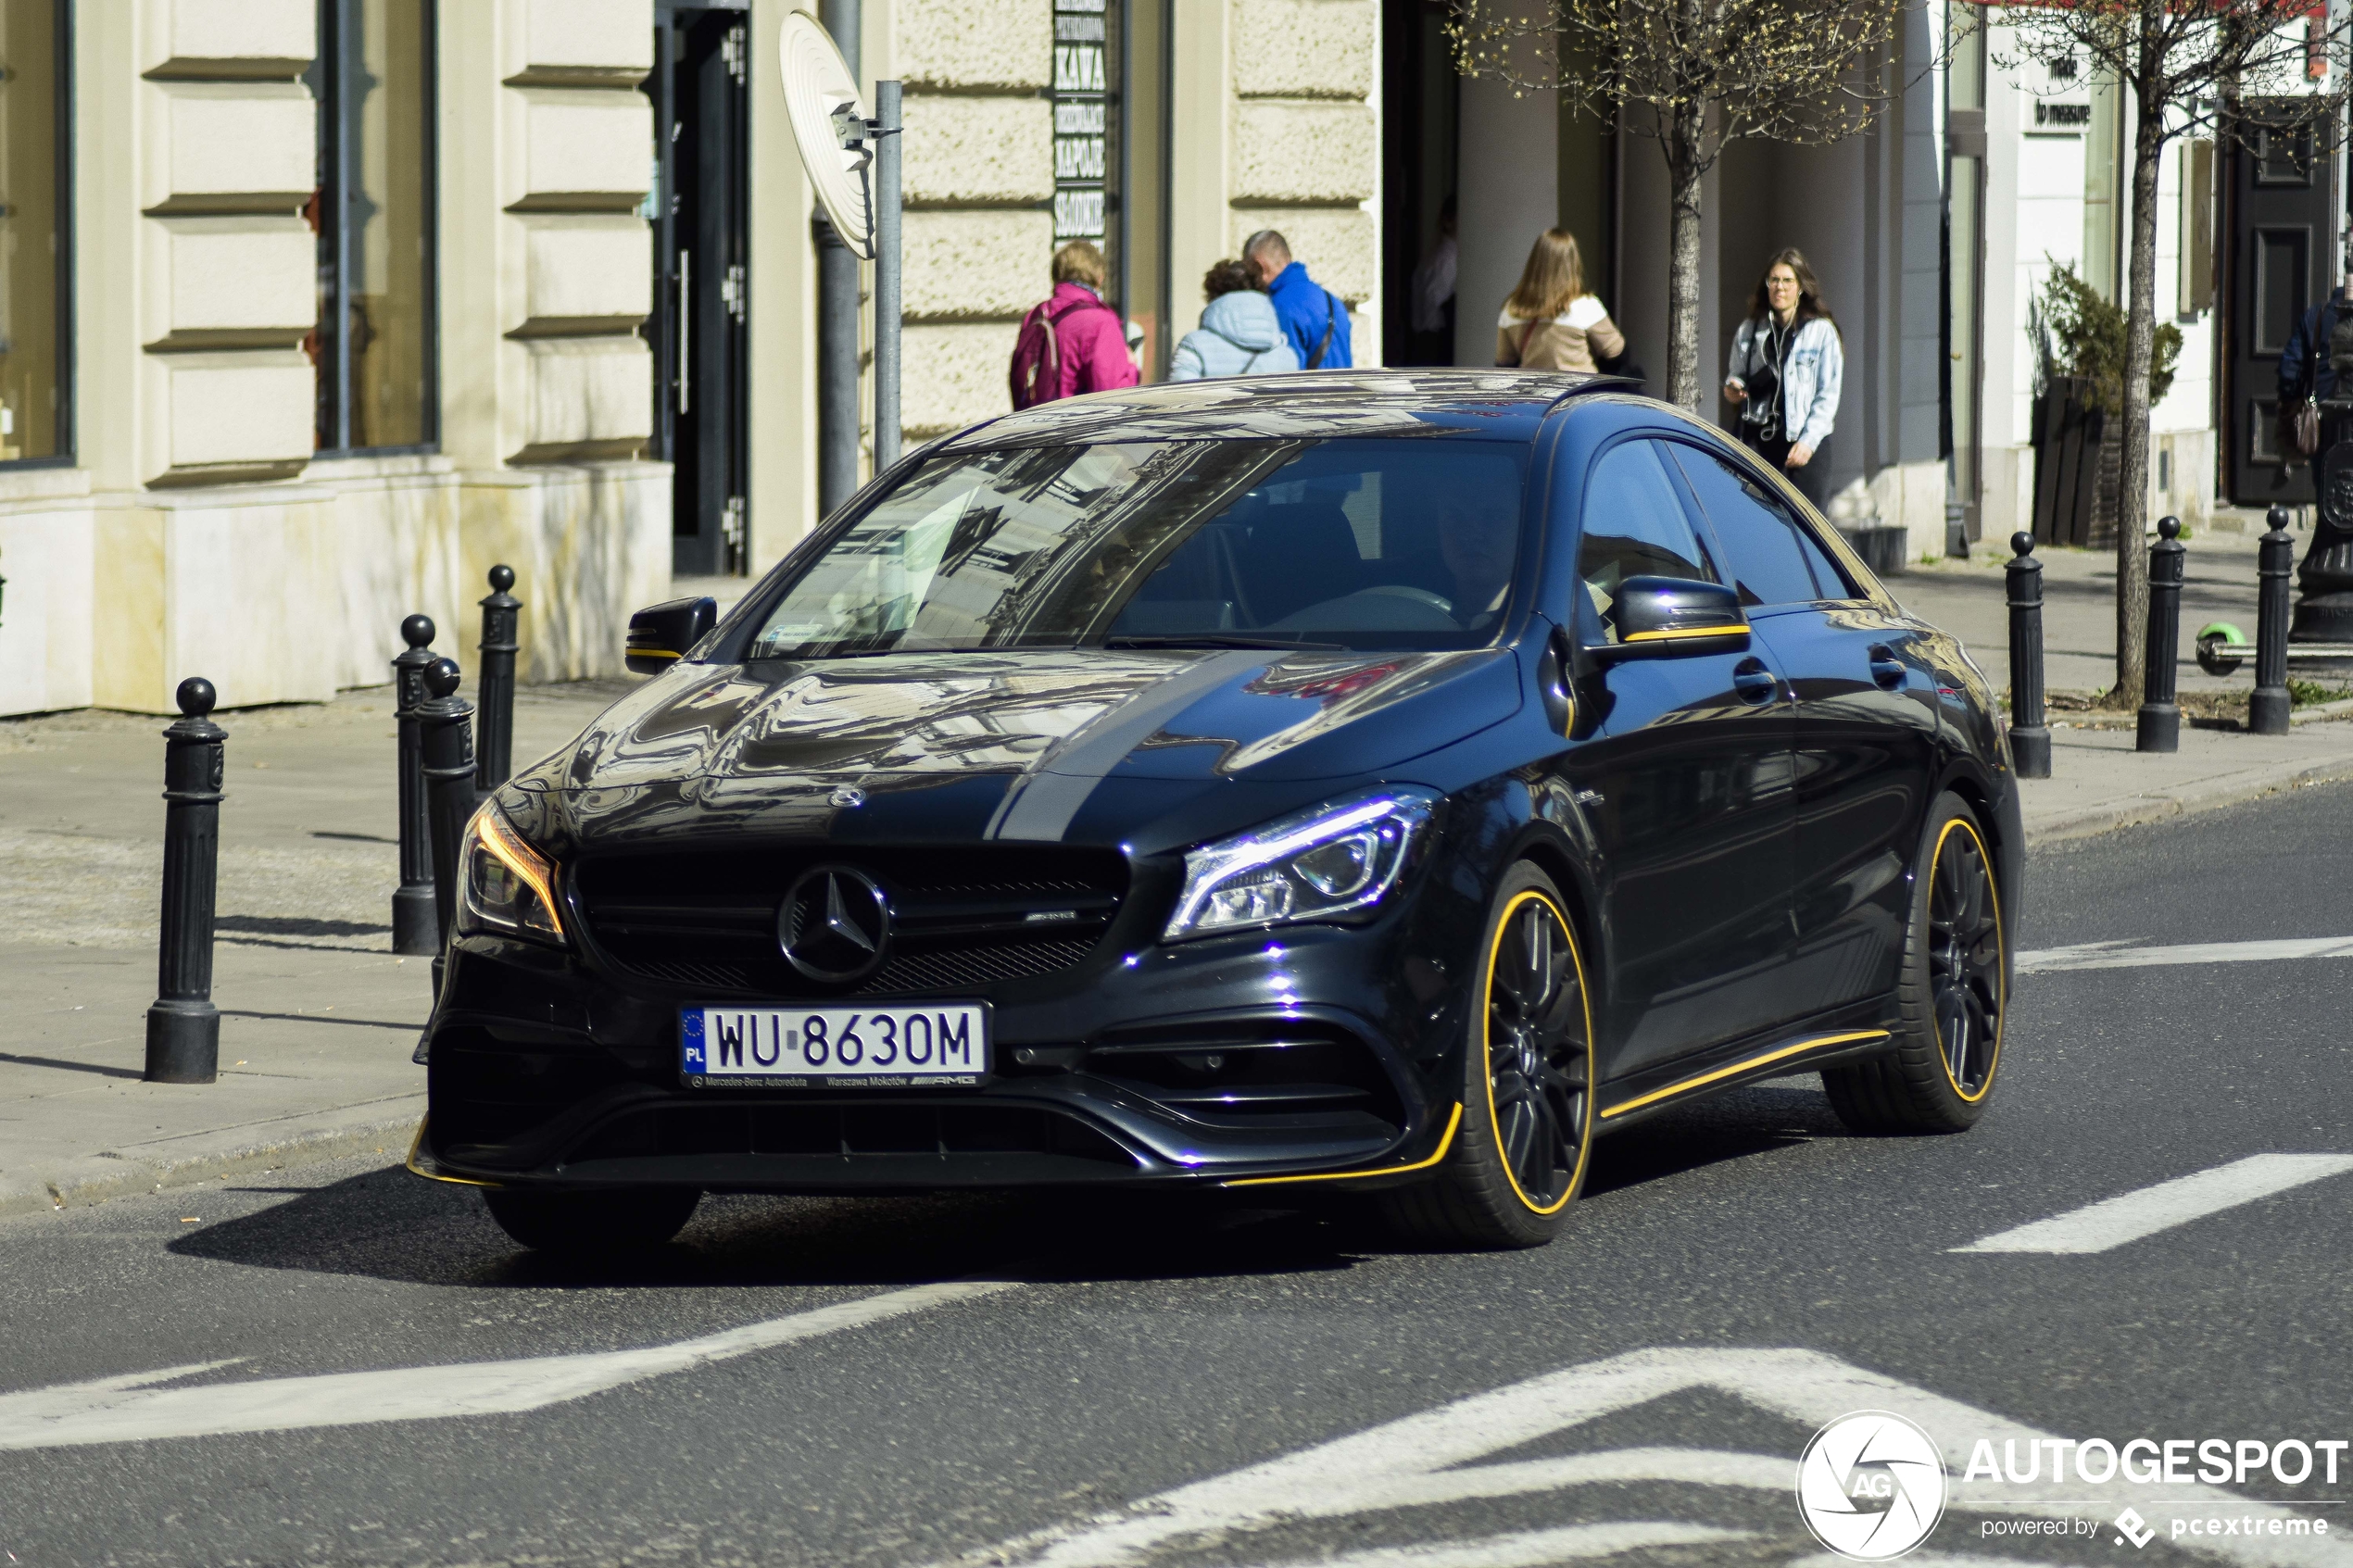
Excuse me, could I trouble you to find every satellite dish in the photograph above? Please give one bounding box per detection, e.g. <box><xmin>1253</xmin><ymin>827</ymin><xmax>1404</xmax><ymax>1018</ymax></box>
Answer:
<box><xmin>778</xmin><ymin>12</ymin><xmax>875</xmax><ymax>260</ymax></box>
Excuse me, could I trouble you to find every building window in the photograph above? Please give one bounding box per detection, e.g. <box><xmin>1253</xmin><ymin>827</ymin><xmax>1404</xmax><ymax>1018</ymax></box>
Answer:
<box><xmin>310</xmin><ymin>0</ymin><xmax>435</xmax><ymax>454</ymax></box>
<box><xmin>0</xmin><ymin>0</ymin><xmax>69</xmax><ymax>465</ymax></box>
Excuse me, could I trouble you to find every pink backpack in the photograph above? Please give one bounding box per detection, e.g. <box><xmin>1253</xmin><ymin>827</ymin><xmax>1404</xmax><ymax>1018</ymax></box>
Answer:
<box><xmin>1009</xmin><ymin>295</ymin><xmax>1110</xmax><ymax>409</ymax></box>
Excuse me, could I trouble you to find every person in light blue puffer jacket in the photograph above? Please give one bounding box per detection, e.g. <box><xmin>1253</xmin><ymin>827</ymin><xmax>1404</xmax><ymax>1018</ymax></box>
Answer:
<box><xmin>1168</xmin><ymin>259</ymin><xmax>1301</xmax><ymax>382</ymax></box>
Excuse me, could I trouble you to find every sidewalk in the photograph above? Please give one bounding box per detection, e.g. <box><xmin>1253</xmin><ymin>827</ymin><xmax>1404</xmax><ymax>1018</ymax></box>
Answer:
<box><xmin>6</xmin><ymin>665</ymin><xmax>2353</xmax><ymax>1220</ymax></box>
<box><xmin>0</xmin><ymin>679</ymin><xmax>623</xmax><ymax>1219</ymax></box>
<box><xmin>1891</xmin><ymin>526</ymin><xmax>2286</xmax><ymax>701</ymax></box>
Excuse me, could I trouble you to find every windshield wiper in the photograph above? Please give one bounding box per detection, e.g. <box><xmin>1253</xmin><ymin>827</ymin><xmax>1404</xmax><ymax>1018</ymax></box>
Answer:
<box><xmin>1101</xmin><ymin>634</ymin><xmax>1347</xmax><ymax>652</ymax></box>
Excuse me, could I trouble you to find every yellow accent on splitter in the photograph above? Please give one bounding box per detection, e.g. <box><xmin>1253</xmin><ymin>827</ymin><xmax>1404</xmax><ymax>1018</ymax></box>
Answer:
<box><xmin>1222</xmin><ymin>1103</ymin><xmax>1463</xmax><ymax>1188</ymax></box>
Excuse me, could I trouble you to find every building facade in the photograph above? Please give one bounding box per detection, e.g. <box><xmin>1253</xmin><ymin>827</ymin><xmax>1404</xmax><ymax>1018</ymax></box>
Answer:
<box><xmin>8</xmin><ymin>0</ymin><xmax>2287</xmax><ymax>720</ymax></box>
<box><xmin>0</xmin><ymin>0</ymin><xmax>1385</xmax><ymax>717</ymax></box>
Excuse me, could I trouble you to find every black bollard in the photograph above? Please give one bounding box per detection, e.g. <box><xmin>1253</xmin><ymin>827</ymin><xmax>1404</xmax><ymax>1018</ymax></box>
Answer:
<box><xmin>475</xmin><ymin>565</ymin><xmax>521</xmax><ymax>792</ymax></box>
<box><xmin>146</xmin><ymin>678</ymin><xmax>224</xmax><ymax>1084</ymax></box>
<box><xmin>391</xmin><ymin>615</ymin><xmax>439</xmax><ymax>954</ymax></box>
<box><xmin>418</xmin><ymin>657</ymin><xmax>477</xmax><ymax>999</ymax></box>
<box><xmin>2005</xmin><ymin>533</ymin><xmax>2052</xmax><ymax>779</ymax></box>
<box><xmin>2252</xmin><ymin>505</ymin><xmax>2295</xmax><ymax>735</ymax></box>
<box><xmin>2137</xmin><ymin>517</ymin><xmax>2185</xmax><ymax>753</ymax></box>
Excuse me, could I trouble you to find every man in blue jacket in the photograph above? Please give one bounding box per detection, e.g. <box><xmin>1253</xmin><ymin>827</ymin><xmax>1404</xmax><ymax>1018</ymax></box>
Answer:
<box><xmin>1245</xmin><ymin>230</ymin><xmax>1353</xmax><ymax>370</ymax></box>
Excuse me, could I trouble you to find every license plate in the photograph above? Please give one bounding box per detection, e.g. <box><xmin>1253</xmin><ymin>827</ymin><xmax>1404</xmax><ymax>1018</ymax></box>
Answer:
<box><xmin>679</xmin><ymin>1003</ymin><xmax>989</xmax><ymax>1088</ymax></box>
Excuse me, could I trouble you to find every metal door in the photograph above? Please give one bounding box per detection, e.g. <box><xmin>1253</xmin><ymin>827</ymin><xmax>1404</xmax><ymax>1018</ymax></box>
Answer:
<box><xmin>2223</xmin><ymin>103</ymin><xmax>2339</xmax><ymax>507</ymax></box>
<box><xmin>650</xmin><ymin>4</ymin><xmax>751</xmax><ymax>576</ymax></box>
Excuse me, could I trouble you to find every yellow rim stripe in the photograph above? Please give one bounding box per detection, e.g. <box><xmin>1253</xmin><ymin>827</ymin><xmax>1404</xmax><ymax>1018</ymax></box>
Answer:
<box><xmin>1933</xmin><ymin>816</ymin><xmax>2006</xmax><ymax>1103</ymax></box>
<box><xmin>1223</xmin><ymin>1103</ymin><xmax>1463</xmax><ymax>1188</ymax></box>
<box><xmin>628</xmin><ymin>647</ymin><xmax>682</xmax><ymax>661</ymax></box>
<box><xmin>1484</xmin><ymin>889</ymin><xmax>1595</xmax><ymax>1216</ymax></box>
<box><xmin>1622</xmin><ymin>623</ymin><xmax>1746</xmax><ymax>644</ymax></box>
<box><xmin>1600</xmin><ymin>1029</ymin><xmax>1892</xmax><ymax>1120</ymax></box>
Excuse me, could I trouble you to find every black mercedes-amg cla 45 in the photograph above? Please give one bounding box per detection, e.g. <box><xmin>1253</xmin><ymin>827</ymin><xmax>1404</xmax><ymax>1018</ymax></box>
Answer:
<box><xmin>411</xmin><ymin>371</ymin><xmax>2020</xmax><ymax>1252</ymax></box>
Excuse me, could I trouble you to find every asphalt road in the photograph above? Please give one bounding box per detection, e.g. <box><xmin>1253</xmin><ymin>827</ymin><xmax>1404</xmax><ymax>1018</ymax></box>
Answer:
<box><xmin>5</xmin><ymin>784</ymin><xmax>2353</xmax><ymax>1568</ymax></box>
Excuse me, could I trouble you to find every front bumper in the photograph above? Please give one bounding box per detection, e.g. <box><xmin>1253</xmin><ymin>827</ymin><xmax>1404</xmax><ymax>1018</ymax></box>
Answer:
<box><xmin>413</xmin><ymin>909</ymin><xmax>1472</xmax><ymax>1194</ymax></box>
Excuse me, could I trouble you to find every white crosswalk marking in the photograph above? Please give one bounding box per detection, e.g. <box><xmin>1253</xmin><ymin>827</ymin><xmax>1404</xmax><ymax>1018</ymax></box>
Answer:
<box><xmin>1953</xmin><ymin>1154</ymin><xmax>2353</xmax><ymax>1254</ymax></box>
<box><xmin>0</xmin><ymin>1278</ymin><xmax>1015</xmax><ymax>1451</ymax></box>
<box><xmin>952</xmin><ymin>1347</ymin><xmax>2347</xmax><ymax>1568</ymax></box>
<box><xmin>2017</xmin><ymin>937</ymin><xmax>2353</xmax><ymax>974</ymax></box>
<box><xmin>1226</xmin><ymin>1523</ymin><xmax>1757</xmax><ymax>1568</ymax></box>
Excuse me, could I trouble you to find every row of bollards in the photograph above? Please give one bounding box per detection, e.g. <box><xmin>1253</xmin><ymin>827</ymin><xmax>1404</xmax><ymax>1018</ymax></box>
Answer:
<box><xmin>390</xmin><ymin>567</ymin><xmax>523</xmax><ymax>955</ymax></box>
<box><xmin>2006</xmin><ymin>506</ymin><xmax>2304</xmax><ymax>771</ymax></box>
<box><xmin>143</xmin><ymin>567</ymin><xmax>520</xmax><ymax>1086</ymax></box>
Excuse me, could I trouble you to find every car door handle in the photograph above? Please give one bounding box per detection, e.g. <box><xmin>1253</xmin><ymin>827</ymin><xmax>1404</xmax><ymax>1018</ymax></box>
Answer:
<box><xmin>1732</xmin><ymin>660</ymin><xmax>1779</xmax><ymax>704</ymax></box>
<box><xmin>1868</xmin><ymin>645</ymin><xmax>1906</xmax><ymax>690</ymax></box>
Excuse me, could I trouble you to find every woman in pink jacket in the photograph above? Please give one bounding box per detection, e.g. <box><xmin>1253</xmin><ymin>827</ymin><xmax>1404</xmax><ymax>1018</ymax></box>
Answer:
<box><xmin>1011</xmin><ymin>241</ymin><xmax>1140</xmax><ymax>407</ymax></box>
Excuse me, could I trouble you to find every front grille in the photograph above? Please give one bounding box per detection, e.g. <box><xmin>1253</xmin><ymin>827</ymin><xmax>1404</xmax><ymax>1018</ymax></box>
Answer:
<box><xmin>573</xmin><ymin>845</ymin><xmax>1127</xmax><ymax>997</ymax></box>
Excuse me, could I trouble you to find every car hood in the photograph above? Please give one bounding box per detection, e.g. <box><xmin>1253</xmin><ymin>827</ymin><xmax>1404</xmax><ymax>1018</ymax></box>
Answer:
<box><xmin>516</xmin><ymin>648</ymin><xmax>1518</xmax><ymax>850</ymax></box>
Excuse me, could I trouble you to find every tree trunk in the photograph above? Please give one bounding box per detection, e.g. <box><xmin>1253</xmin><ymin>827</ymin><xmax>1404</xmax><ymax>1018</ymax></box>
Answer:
<box><xmin>1664</xmin><ymin>108</ymin><xmax>1706</xmax><ymax>413</ymax></box>
<box><xmin>2113</xmin><ymin>85</ymin><xmax>2164</xmax><ymax>707</ymax></box>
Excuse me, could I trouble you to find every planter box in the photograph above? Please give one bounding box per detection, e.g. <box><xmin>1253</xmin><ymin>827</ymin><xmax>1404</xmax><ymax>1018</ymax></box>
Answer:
<box><xmin>2031</xmin><ymin>374</ymin><xmax>2121</xmax><ymax>548</ymax></box>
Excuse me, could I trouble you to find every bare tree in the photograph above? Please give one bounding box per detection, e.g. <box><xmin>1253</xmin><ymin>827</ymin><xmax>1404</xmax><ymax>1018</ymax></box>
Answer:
<box><xmin>1449</xmin><ymin>0</ymin><xmax>1907</xmax><ymax>411</ymax></box>
<box><xmin>1996</xmin><ymin>3</ymin><xmax>2347</xmax><ymax>709</ymax></box>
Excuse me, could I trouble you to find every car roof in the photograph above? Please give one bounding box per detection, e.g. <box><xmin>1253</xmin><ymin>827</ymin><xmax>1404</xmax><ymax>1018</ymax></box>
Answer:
<box><xmin>938</xmin><ymin>369</ymin><xmax>1628</xmax><ymax>450</ymax></box>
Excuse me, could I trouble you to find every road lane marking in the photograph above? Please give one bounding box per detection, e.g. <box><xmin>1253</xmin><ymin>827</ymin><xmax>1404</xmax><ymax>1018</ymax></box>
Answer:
<box><xmin>1227</xmin><ymin>1522</ymin><xmax>1756</xmax><ymax>1568</ymax></box>
<box><xmin>947</xmin><ymin>1347</ymin><xmax>2346</xmax><ymax>1568</ymax></box>
<box><xmin>0</xmin><ymin>1278</ymin><xmax>1015</xmax><ymax>1452</ymax></box>
<box><xmin>2017</xmin><ymin>937</ymin><xmax>2353</xmax><ymax>974</ymax></box>
<box><xmin>1951</xmin><ymin>1154</ymin><xmax>2353</xmax><ymax>1254</ymax></box>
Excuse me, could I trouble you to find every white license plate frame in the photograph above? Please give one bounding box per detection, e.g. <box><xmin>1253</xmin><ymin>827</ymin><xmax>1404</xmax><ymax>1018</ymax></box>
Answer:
<box><xmin>679</xmin><ymin>1003</ymin><xmax>991</xmax><ymax>1088</ymax></box>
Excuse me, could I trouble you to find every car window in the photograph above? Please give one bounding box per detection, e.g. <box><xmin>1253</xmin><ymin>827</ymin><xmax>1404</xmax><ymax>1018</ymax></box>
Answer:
<box><xmin>1576</xmin><ymin>438</ymin><xmax>1719</xmax><ymax>642</ymax></box>
<box><xmin>1667</xmin><ymin>444</ymin><xmax>1854</xmax><ymax>605</ymax></box>
<box><xmin>1784</xmin><ymin>509</ymin><xmax>1859</xmax><ymax>598</ymax></box>
<box><xmin>743</xmin><ymin>437</ymin><xmax>1529</xmax><ymax>658</ymax></box>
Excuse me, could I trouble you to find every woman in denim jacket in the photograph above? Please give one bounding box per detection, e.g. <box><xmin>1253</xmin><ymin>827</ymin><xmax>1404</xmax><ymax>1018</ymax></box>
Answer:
<box><xmin>1723</xmin><ymin>249</ymin><xmax>1843</xmax><ymax>508</ymax></box>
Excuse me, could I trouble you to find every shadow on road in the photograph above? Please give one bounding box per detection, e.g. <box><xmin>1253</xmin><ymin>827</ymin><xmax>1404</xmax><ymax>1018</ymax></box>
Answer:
<box><xmin>171</xmin><ymin>1082</ymin><xmax>1848</xmax><ymax>1286</ymax></box>
<box><xmin>1584</xmin><ymin>1083</ymin><xmax>1845</xmax><ymax>1200</ymax></box>
<box><xmin>170</xmin><ymin>1166</ymin><xmax>1367</xmax><ymax>1289</ymax></box>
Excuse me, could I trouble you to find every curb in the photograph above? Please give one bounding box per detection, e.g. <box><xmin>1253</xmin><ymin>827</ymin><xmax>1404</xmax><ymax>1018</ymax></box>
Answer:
<box><xmin>2020</xmin><ymin>756</ymin><xmax>2353</xmax><ymax>847</ymax></box>
<box><xmin>0</xmin><ymin>1096</ymin><xmax>424</xmax><ymax>1222</ymax></box>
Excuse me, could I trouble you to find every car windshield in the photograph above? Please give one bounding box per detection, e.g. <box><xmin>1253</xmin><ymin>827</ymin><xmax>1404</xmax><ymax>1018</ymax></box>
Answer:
<box><xmin>745</xmin><ymin>437</ymin><xmax>1529</xmax><ymax>659</ymax></box>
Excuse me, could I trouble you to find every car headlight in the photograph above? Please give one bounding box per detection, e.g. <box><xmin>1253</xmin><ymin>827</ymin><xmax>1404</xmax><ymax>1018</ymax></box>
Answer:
<box><xmin>455</xmin><ymin>806</ymin><xmax>567</xmax><ymax>946</ymax></box>
<box><xmin>1163</xmin><ymin>788</ymin><xmax>1439</xmax><ymax>943</ymax></box>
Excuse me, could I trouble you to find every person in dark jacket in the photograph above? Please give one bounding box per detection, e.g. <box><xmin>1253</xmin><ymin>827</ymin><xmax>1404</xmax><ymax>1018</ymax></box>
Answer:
<box><xmin>1243</xmin><ymin>230</ymin><xmax>1353</xmax><ymax>370</ymax></box>
<box><xmin>2278</xmin><ymin>279</ymin><xmax>2353</xmax><ymax>461</ymax></box>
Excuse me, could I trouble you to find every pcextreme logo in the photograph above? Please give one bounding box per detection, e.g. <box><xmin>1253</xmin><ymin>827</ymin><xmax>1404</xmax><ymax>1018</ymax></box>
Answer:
<box><xmin>1797</xmin><ymin>1411</ymin><xmax>1949</xmax><ymax>1561</ymax></box>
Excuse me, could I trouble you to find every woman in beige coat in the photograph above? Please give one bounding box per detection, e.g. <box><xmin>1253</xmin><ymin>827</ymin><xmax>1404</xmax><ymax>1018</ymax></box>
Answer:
<box><xmin>1495</xmin><ymin>229</ymin><xmax>1625</xmax><ymax>373</ymax></box>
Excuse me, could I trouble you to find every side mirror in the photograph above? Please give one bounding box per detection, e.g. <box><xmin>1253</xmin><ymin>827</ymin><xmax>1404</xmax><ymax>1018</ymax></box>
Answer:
<box><xmin>625</xmin><ymin>596</ymin><xmax>718</xmax><ymax>674</ymax></box>
<box><xmin>1595</xmin><ymin>575</ymin><xmax>1751</xmax><ymax>660</ymax></box>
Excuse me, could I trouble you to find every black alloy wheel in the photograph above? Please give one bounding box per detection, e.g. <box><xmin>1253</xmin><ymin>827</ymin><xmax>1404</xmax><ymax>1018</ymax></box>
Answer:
<box><xmin>1825</xmin><ymin>793</ymin><xmax>2008</xmax><ymax>1134</ymax></box>
<box><xmin>1381</xmin><ymin>862</ymin><xmax>1595</xmax><ymax>1248</ymax></box>
<box><xmin>1928</xmin><ymin>817</ymin><xmax>2003</xmax><ymax>1098</ymax></box>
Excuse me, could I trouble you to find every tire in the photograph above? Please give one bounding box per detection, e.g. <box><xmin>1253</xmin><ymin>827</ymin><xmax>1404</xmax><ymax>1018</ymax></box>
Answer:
<box><xmin>1824</xmin><ymin>793</ymin><xmax>2009</xmax><ymax>1134</ymax></box>
<box><xmin>1378</xmin><ymin>862</ymin><xmax>1598</xmax><ymax>1248</ymax></box>
<box><xmin>482</xmin><ymin>1186</ymin><xmax>701</xmax><ymax>1254</ymax></box>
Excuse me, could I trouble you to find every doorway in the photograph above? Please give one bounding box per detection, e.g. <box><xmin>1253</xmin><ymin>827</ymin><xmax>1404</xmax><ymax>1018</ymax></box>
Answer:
<box><xmin>649</xmin><ymin>2</ymin><xmax>751</xmax><ymax>576</ymax></box>
<box><xmin>2221</xmin><ymin>103</ymin><xmax>2339</xmax><ymax>508</ymax></box>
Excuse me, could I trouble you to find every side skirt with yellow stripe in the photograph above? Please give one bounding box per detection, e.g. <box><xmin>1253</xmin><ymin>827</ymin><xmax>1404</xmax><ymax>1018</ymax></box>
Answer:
<box><xmin>1594</xmin><ymin>1021</ymin><xmax>1895</xmax><ymax>1127</ymax></box>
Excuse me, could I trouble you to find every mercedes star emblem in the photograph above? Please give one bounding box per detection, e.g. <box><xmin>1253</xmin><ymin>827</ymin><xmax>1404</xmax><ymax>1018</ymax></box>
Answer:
<box><xmin>777</xmin><ymin>866</ymin><xmax>890</xmax><ymax>983</ymax></box>
<box><xmin>830</xmin><ymin>785</ymin><xmax>866</xmax><ymax>809</ymax></box>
